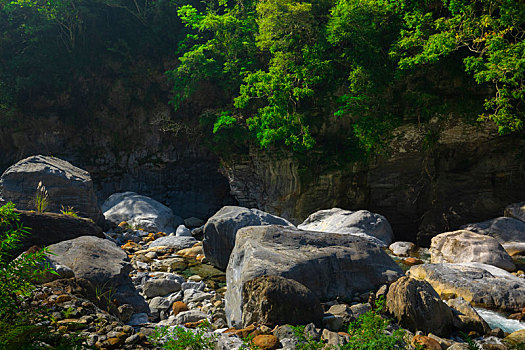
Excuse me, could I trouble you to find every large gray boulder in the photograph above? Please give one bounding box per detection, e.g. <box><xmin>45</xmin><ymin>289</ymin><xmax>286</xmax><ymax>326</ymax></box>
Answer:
<box><xmin>430</xmin><ymin>230</ymin><xmax>515</xmax><ymax>271</ymax></box>
<box><xmin>102</xmin><ymin>192</ymin><xmax>181</xmax><ymax>233</ymax></box>
<box><xmin>225</xmin><ymin>225</ymin><xmax>403</xmax><ymax>327</ymax></box>
<box><xmin>461</xmin><ymin>217</ymin><xmax>525</xmax><ymax>256</ymax></box>
<box><xmin>409</xmin><ymin>262</ymin><xmax>525</xmax><ymax>312</ymax></box>
<box><xmin>505</xmin><ymin>202</ymin><xmax>525</xmax><ymax>223</ymax></box>
<box><xmin>0</xmin><ymin>155</ymin><xmax>104</xmax><ymax>225</ymax></box>
<box><xmin>148</xmin><ymin>236</ymin><xmax>197</xmax><ymax>250</ymax></box>
<box><xmin>386</xmin><ymin>276</ymin><xmax>457</xmax><ymax>337</ymax></box>
<box><xmin>298</xmin><ymin>208</ymin><xmax>394</xmax><ymax>246</ymax></box>
<box><xmin>203</xmin><ymin>206</ymin><xmax>294</xmax><ymax>270</ymax></box>
<box><xmin>47</xmin><ymin>236</ymin><xmax>148</xmax><ymax>313</ymax></box>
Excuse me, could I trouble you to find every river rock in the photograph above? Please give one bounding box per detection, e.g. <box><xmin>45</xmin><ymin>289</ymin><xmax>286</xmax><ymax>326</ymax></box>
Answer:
<box><xmin>0</xmin><ymin>155</ymin><xmax>104</xmax><ymax>225</ymax></box>
<box><xmin>225</xmin><ymin>225</ymin><xmax>403</xmax><ymax>327</ymax></box>
<box><xmin>148</xmin><ymin>236</ymin><xmax>197</xmax><ymax>250</ymax></box>
<box><xmin>102</xmin><ymin>192</ymin><xmax>182</xmax><ymax>233</ymax></box>
<box><xmin>203</xmin><ymin>206</ymin><xmax>294</xmax><ymax>270</ymax></box>
<box><xmin>409</xmin><ymin>262</ymin><xmax>525</xmax><ymax>312</ymax></box>
<box><xmin>389</xmin><ymin>241</ymin><xmax>416</xmax><ymax>257</ymax></box>
<box><xmin>47</xmin><ymin>236</ymin><xmax>148</xmax><ymax>312</ymax></box>
<box><xmin>430</xmin><ymin>230</ymin><xmax>515</xmax><ymax>271</ymax></box>
<box><xmin>142</xmin><ymin>279</ymin><xmax>181</xmax><ymax>298</ymax></box>
<box><xmin>241</xmin><ymin>275</ymin><xmax>323</xmax><ymax>328</ymax></box>
<box><xmin>460</xmin><ymin>217</ymin><xmax>525</xmax><ymax>256</ymax></box>
<box><xmin>505</xmin><ymin>202</ymin><xmax>525</xmax><ymax>223</ymax></box>
<box><xmin>386</xmin><ymin>276</ymin><xmax>456</xmax><ymax>337</ymax></box>
<box><xmin>446</xmin><ymin>297</ymin><xmax>490</xmax><ymax>334</ymax></box>
<box><xmin>298</xmin><ymin>208</ymin><xmax>394</xmax><ymax>245</ymax></box>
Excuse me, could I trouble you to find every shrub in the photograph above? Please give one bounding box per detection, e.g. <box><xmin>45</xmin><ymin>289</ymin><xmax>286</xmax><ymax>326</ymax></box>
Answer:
<box><xmin>149</xmin><ymin>320</ymin><xmax>217</xmax><ymax>350</ymax></box>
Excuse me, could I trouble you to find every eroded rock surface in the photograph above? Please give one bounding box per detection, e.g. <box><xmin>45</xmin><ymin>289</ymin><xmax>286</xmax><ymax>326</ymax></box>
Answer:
<box><xmin>461</xmin><ymin>217</ymin><xmax>525</xmax><ymax>256</ymax></box>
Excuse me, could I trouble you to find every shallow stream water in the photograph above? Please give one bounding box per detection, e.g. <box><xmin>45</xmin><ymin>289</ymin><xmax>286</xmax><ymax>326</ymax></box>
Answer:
<box><xmin>475</xmin><ymin>308</ymin><xmax>525</xmax><ymax>333</ymax></box>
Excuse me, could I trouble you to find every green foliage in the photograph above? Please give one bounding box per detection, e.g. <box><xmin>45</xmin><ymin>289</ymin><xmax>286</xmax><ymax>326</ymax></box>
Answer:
<box><xmin>290</xmin><ymin>325</ymin><xmax>325</xmax><ymax>350</ymax></box>
<box><xmin>35</xmin><ymin>181</ymin><xmax>49</xmax><ymax>213</ymax></box>
<box><xmin>342</xmin><ymin>302</ymin><xmax>406</xmax><ymax>350</ymax></box>
<box><xmin>60</xmin><ymin>205</ymin><xmax>79</xmax><ymax>218</ymax></box>
<box><xmin>394</xmin><ymin>0</ymin><xmax>525</xmax><ymax>134</ymax></box>
<box><xmin>149</xmin><ymin>320</ymin><xmax>217</xmax><ymax>350</ymax></box>
<box><xmin>0</xmin><ymin>202</ymin><xmax>84</xmax><ymax>349</ymax></box>
<box><xmin>459</xmin><ymin>332</ymin><xmax>482</xmax><ymax>350</ymax></box>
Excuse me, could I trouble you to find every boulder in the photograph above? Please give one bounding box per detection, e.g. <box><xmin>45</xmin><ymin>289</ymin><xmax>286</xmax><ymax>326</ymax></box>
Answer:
<box><xmin>386</xmin><ymin>276</ymin><xmax>456</xmax><ymax>337</ymax></box>
<box><xmin>430</xmin><ymin>230</ymin><xmax>515</xmax><ymax>271</ymax></box>
<box><xmin>446</xmin><ymin>297</ymin><xmax>490</xmax><ymax>334</ymax></box>
<box><xmin>389</xmin><ymin>241</ymin><xmax>416</xmax><ymax>257</ymax></box>
<box><xmin>0</xmin><ymin>155</ymin><xmax>104</xmax><ymax>225</ymax></box>
<box><xmin>142</xmin><ymin>279</ymin><xmax>181</xmax><ymax>298</ymax></box>
<box><xmin>13</xmin><ymin>210</ymin><xmax>104</xmax><ymax>255</ymax></box>
<box><xmin>298</xmin><ymin>208</ymin><xmax>394</xmax><ymax>246</ymax></box>
<box><xmin>47</xmin><ymin>236</ymin><xmax>148</xmax><ymax>313</ymax></box>
<box><xmin>102</xmin><ymin>192</ymin><xmax>182</xmax><ymax>234</ymax></box>
<box><xmin>461</xmin><ymin>217</ymin><xmax>525</xmax><ymax>256</ymax></box>
<box><xmin>505</xmin><ymin>202</ymin><xmax>525</xmax><ymax>223</ymax></box>
<box><xmin>203</xmin><ymin>206</ymin><xmax>294</xmax><ymax>270</ymax></box>
<box><xmin>241</xmin><ymin>275</ymin><xmax>324</xmax><ymax>328</ymax></box>
<box><xmin>409</xmin><ymin>262</ymin><xmax>525</xmax><ymax>312</ymax></box>
<box><xmin>225</xmin><ymin>225</ymin><xmax>403</xmax><ymax>327</ymax></box>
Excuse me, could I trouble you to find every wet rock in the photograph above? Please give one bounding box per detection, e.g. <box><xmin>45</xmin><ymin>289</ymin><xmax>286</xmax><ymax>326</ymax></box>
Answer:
<box><xmin>386</xmin><ymin>276</ymin><xmax>457</xmax><ymax>337</ymax></box>
<box><xmin>0</xmin><ymin>155</ymin><xmax>104</xmax><ymax>225</ymax></box>
<box><xmin>299</xmin><ymin>208</ymin><xmax>394</xmax><ymax>245</ymax></box>
<box><xmin>102</xmin><ymin>191</ymin><xmax>181</xmax><ymax>233</ymax></box>
<box><xmin>203</xmin><ymin>206</ymin><xmax>294</xmax><ymax>270</ymax></box>
<box><xmin>225</xmin><ymin>225</ymin><xmax>402</xmax><ymax>327</ymax></box>
<box><xmin>430</xmin><ymin>230</ymin><xmax>515</xmax><ymax>271</ymax></box>
<box><xmin>241</xmin><ymin>275</ymin><xmax>323</xmax><ymax>328</ymax></box>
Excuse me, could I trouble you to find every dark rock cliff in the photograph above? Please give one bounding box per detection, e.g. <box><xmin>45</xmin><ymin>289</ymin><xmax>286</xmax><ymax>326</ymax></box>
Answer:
<box><xmin>222</xmin><ymin>120</ymin><xmax>525</xmax><ymax>245</ymax></box>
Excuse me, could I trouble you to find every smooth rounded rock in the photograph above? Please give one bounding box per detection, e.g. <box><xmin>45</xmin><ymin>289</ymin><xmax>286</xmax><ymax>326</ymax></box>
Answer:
<box><xmin>461</xmin><ymin>217</ymin><xmax>525</xmax><ymax>256</ymax></box>
<box><xmin>389</xmin><ymin>241</ymin><xmax>416</xmax><ymax>257</ymax></box>
<box><xmin>430</xmin><ymin>230</ymin><xmax>515</xmax><ymax>271</ymax></box>
<box><xmin>298</xmin><ymin>208</ymin><xmax>394</xmax><ymax>245</ymax></box>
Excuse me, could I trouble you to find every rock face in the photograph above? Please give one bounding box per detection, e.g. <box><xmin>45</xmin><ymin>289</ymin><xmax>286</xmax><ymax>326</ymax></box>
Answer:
<box><xmin>386</xmin><ymin>276</ymin><xmax>456</xmax><ymax>337</ymax></box>
<box><xmin>409</xmin><ymin>263</ymin><xmax>525</xmax><ymax>312</ymax></box>
<box><xmin>203</xmin><ymin>206</ymin><xmax>294</xmax><ymax>270</ymax></box>
<box><xmin>221</xmin><ymin>121</ymin><xmax>525</xmax><ymax>244</ymax></box>
<box><xmin>14</xmin><ymin>210</ymin><xmax>103</xmax><ymax>255</ymax></box>
<box><xmin>0</xmin><ymin>155</ymin><xmax>104</xmax><ymax>225</ymax></box>
<box><xmin>505</xmin><ymin>202</ymin><xmax>525</xmax><ymax>223</ymax></box>
<box><xmin>225</xmin><ymin>225</ymin><xmax>403</xmax><ymax>327</ymax></box>
<box><xmin>47</xmin><ymin>236</ymin><xmax>148</xmax><ymax>313</ymax></box>
<box><xmin>102</xmin><ymin>192</ymin><xmax>182</xmax><ymax>233</ymax></box>
<box><xmin>430</xmin><ymin>230</ymin><xmax>515</xmax><ymax>271</ymax></box>
<box><xmin>461</xmin><ymin>217</ymin><xmax>525</xmax><ymax>256</ymax></box>
<box><xmin>241</xmin><ymin>275</ymin><xmax>323</xmax><ymax>328</ymax></box>
<box><xmin>298</xmin><ymin>208</ymin><xmax>394</xmax><ymax>245</ymax></box>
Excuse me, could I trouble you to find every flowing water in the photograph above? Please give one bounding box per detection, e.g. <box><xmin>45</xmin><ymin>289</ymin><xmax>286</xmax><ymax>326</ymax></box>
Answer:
<box><xmin>475</xmin><ymin>307</ymin><xmax>525</xmax><ymax>333</ymax></box>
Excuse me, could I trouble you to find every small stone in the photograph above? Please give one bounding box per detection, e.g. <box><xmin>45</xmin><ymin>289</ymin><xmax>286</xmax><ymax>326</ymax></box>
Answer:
<box><xmin>172</xmin><ymin>301</ymin><xmax>189</xmax><ymax>316</ymax></box>
<box><xmin>118</xmin><ymin>222</ymin><xmax>128</xmax><ymax>228</ymax></box>
<box><xmin>176</xmin><ymin>225</ymin><xmax>192</xmax><ymax>237</ymax></box>
<box><xmin>125</xmin><ymin>334</ymin><xmax>140</xmax><ymax>345</ymax></box>
<box><xmin>412</xmin><ymin>335</ymin><xmax>442</xmax><ymax>350</ymax></box>
<box><xmin>55</xmin><ymin>294</ymin><xmax>72</xmax><ymax>304</ymax></box>
<box><xmin>403</xmin><ymin>257</ymin><xmax>423</xmax><ymax>266</ymax></box>
<box><xmin>127</xmin><ymin>313</ymin><xmax>149</xmax><ymax>326</ymax></box>
<box><xmin>252</xmin><ymin>335</ymin><xmax>279</xmax><ymax>350</ymax></box>
<box><xmin>188</xmin><ymin>275</ymin><xmax>203</xmax><ymax>282</ymax></box>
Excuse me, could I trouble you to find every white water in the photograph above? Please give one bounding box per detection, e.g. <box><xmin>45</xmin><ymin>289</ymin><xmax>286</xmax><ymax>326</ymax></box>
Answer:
<box><xmin>475</xmin><ymin>307</ymin><xmax>525</xmax><ymax>333</ymax></box>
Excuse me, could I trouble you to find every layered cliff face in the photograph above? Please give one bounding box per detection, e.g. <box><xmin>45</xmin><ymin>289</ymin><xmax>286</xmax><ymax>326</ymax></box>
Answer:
<box><xmin>222</xmin><ymin>120</ymin><xmax>525</xmax><ymax>245</ymax></box>
<box><xmin>0</xmin><ymin>78</ymin><xmax>236</xmax><ymax>220</ymax></box>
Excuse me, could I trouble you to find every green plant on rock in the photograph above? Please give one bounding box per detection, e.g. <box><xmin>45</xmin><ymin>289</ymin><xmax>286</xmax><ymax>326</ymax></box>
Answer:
<box><xmin>60</xmin><ymin>205</ymin><xmax>79</xmax><ymax>218</ymax></box>
<box><xmin>149</xmin><ymin>319</ymin><xmax>217</xmax><ymax>350</ymax></box>
<box><xmin>34</xmin><ymin>181</ymin><xmax>49</xmax><ymax>213</ymax></box>
<box><xmin>290</xmin><ymin>325</ymin><xmax>325</xmax><ymax>350</ymax></box>
<box><xmin>341</xmin><ymin>297</ymin><xmax>406</xmax><ymax>350</ymax></box>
